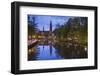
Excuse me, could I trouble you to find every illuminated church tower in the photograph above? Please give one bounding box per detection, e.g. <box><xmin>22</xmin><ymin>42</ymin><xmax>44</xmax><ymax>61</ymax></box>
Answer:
<box><xmin>49</xmin><ymin>20</ymin><xmax>52</xmax><ymax>36</ymax></box>
<box><xmin>43</xmin><ymin>26</ymin><xmax>44</xmax><ymax>32</ymax></box>
<box><xmin>41</xmin><ymin>26</ymin><xmax>44</xmax><ymax>35</ymax></box>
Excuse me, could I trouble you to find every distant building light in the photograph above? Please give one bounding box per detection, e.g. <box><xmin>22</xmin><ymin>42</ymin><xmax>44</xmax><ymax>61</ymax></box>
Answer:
<box><xmin>84</xmin><ymin>47</ymin><xmax>87</xmax><ymax>51</ymax></box>
<box><xmin>32</xmin><ymin>35</ymin><xmax>35</xmax><ymax>38</ymax></box>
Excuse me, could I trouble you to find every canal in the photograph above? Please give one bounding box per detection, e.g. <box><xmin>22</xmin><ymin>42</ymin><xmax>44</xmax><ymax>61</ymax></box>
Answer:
<box><xmin>28</xmin><ymin>41</ymin><xmax>88</xmax><ymax>61</ymax></box>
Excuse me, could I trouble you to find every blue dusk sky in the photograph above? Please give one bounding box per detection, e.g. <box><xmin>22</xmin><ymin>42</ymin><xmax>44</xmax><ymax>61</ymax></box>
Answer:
<box><xmin>28</xmin><ymin>15</ymin><xmax>71</xmax><ymax>31</ymax></box>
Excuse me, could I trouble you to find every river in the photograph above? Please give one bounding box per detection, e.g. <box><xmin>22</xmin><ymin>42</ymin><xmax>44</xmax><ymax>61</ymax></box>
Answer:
<box><xmin>28</xmin><ymin>41</ymin><xmax>87</xmax><ymax>61</ymax></box>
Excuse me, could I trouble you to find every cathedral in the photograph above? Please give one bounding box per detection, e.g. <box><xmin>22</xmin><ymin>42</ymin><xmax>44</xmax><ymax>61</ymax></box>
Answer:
<box><xmin>38</xmin><ymin>21</ymin><xmax>54</xmax><ymax>40</ymax></box>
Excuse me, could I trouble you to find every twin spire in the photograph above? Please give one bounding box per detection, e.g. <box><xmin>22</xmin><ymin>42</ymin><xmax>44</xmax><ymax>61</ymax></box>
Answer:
<box><xmin>42</xmin><ymin>20</ymin><xmax>52</xmax><ymax>32</ymax></box>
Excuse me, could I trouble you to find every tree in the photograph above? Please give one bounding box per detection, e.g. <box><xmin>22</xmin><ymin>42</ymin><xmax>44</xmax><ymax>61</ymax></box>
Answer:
<box><xmin>28</xmin><ymin>16</ymin><xmax>38</xmax><ymax>35</ymax></box>
<box><xmin>53</xmin><ymin>17</ymin><xmax>88</xmax><ymax>45</ymax></box>
<box><xmin>28</xmin><ymin>16</ymin><xmax>38</xmax><ymax>39</ymax></box>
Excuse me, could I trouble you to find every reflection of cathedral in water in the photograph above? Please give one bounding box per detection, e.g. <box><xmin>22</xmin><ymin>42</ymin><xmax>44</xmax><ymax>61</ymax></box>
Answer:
<box><xmin>38</xmin><ymin>21</ymin><xmax>54</xmax><ymax>56</ymax></box>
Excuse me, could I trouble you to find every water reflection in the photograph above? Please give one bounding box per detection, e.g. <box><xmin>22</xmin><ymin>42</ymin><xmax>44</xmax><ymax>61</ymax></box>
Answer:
<box><xmin>28</xmin><ymin>41</ymin><xmax>88</xmax><ymax>61</ymax></box>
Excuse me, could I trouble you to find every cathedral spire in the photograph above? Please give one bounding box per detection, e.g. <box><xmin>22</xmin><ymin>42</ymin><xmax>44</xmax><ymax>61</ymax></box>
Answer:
<box><xmin>43</xmin><ymin>26</ymin><xmax>44</xmax><ymax>32</ymax></box>
<box><xmin>50</xmin><ymin>20</ymin><xmax>52</xmax><ymax>32</ymax></box>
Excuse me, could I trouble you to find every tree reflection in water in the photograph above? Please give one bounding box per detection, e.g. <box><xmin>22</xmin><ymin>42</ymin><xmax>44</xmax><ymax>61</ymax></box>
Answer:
<box><xmin>28</xmin><ymin>41</ymin><xmax>87</xmax><ymax>61</ymax></box>
<box><xmin>54</xmin><ymin>42</ymin><xmax>87</xmax><ymax>59</ymax></box>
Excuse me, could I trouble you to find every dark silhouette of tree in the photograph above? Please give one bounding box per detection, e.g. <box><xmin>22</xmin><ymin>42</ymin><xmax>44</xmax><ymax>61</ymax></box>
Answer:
<box><xmin>28</xmin><ymin>16</ymin><xmax>38</xmax><ymax>36</ymax></box>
